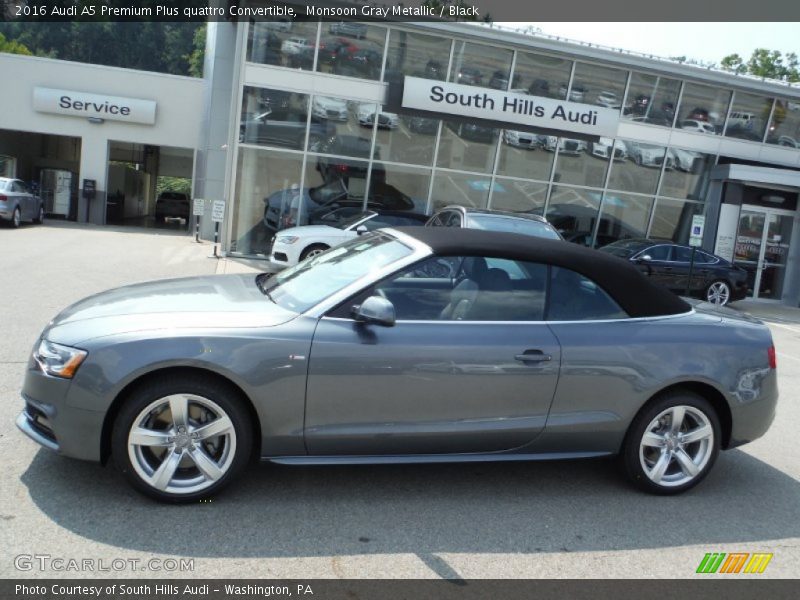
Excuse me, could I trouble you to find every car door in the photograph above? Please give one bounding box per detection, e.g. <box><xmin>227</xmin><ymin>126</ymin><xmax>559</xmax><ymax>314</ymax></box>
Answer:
<box><xmin>12</xmin><ymin>181</ymin><xmax>31</xmax><ymax>219</ymax></box>
<box><xmin>633</xmin><ymin>244</ymin><xmax>676</xmax><ymax>289</ymax></box>
<box><xmin>304</xmin><ymin>255</ymin><xmax>561</xmax><ymax>455</ymax></box>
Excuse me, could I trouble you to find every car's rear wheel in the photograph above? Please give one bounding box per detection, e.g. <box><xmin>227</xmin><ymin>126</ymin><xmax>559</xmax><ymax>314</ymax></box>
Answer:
<box><xmin>300</xmin><ymin>244</ymin><xmax>329</xmax><ymax>261</ymax></box>
<box><xmin>706</xmin><ymin>280</ymin><xmax>731</xmax><ymax>306</ymax></box>
<box><xmin>622</xmin><ymin>391</ymin><xmax>720</xmax><ymax>495</ymax></box>
<box><xmin>111</xmin><ymin>374</ymin><xmax>252</xmax><ymax>503</ymax></box>
<box><xmin>11</xmin><ymin>207</ymin><xmax>21</xmax><ymax>228</ymax></box>
<box><xmin>33</xmin><ymin>205</ymin><xmax>45</xmax><ymax>224</ymax></box>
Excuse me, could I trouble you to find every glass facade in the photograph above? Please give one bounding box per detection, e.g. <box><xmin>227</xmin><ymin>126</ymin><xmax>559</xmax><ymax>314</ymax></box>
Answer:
<box><xmin>231</xmin><ymin>22</ymin><xmax>800</xmax><ymax>257</ymax></box>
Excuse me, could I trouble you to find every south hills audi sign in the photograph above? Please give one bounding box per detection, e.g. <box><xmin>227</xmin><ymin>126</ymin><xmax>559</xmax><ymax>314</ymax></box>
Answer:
<box><xmin>401</xmin><ymin>76</ymin><xmax>619</xmax><ymax>137</ymax></box>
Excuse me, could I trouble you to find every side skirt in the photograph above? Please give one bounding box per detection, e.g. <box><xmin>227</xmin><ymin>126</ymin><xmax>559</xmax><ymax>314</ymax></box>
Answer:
<box><xmin>264</xmin><ymin>451</ymin><xmax>612</xmax><ymax>466</ymax></box>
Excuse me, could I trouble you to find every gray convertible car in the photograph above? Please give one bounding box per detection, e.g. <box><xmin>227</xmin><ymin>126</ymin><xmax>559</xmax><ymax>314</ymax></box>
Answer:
<box><xmin>17</xmin><ymin>228</ymin><xmax>777</xmax><ymax>502</ymax></box>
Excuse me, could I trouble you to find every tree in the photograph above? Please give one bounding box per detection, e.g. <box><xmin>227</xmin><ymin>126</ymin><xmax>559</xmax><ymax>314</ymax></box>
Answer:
<box><xmin>0</xmin><ymin>31</ymin><xmax>32</xmax><ymax>55</ymax></box>
<box><xmin>744</xmin><ymin>48</ymin><xmax>800</xmax><ymax>82</ymax></box>
<box><xmin>186</xmin><ymin>24</ymin><xmax>206</xmax><ymax>79</ymax></box>
<box><xmin>720</xmin><ymin>53</ymin><xmax>746</xmax><ymax>75</ymax></box>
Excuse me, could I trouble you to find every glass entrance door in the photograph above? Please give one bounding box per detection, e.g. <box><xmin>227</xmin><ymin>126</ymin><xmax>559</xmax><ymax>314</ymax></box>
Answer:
<box><xmin>734</xmin><ymin>206</ymin><xmax>795</xmax><ymax>300</ymax></box>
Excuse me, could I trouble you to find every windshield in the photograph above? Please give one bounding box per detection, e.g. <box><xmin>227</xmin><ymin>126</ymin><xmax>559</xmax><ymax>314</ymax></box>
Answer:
<box><xmin>336</xmin><ymin>212</ymin><xmax>375</xmax><ymax>230</ymax></box>
<box><xmin>598</xmin><ymin>240</ymin><xmax>650</xmax><ymax>258</ymax></box>
<box><xmin>468</xmin><ymin>215</ymin><xmax>562</xmax><ymax>240</ymax></box>
<box><xmin>258</xmin><ymin>232</ymin><xmax>413</xmax><ymax>313</ymax></box>
<box><xmin>308</xmin><ymin>180</ymin><xmax>347</xmax><ymax>205</ymax></box>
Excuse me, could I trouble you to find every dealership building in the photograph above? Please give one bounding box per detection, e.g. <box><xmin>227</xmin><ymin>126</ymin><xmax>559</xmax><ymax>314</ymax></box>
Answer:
<box><xmin>3</xmin><ymin>18</ymin><xmax>800</xmax><ymax>304</ymax></box>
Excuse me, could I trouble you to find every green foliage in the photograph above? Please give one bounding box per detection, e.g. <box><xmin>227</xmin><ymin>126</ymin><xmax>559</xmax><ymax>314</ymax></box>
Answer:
<box><xmin>186</xmin><ymin>24</ymin><xmax>206</xmax><ymax>79</ymax></box>
<box><xmin>156</xmin><ymin>176</ymin><xmax>191</xmax><ymax>197</ymax></box>
<box><xmin>0</xmin><ymin>21</ymin><xmax>204</xmax><ymax>77</ymax></box>
<box><xmin>720</xmin><ymin>48</ymin><xmax>799</xmax><ymax>82</ymax></box>
<box><xmin>0</xmin><ymin>31</ymin><xmax>33</xmax><ymax>55</ymax></box>
<box><xmin>720</xmin><ymin>53</ymin><xmax>746</xmax><ymax>74</ymax></box>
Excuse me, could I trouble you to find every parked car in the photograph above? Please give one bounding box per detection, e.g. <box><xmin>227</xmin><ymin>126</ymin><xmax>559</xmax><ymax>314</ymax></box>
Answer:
<box><xmin>558</xmin><ymin>83</ymin><xmax>586</xmax><ymax>102</ymax></box>
<box><xmin>503</xmin><ymin>129</ymin><xmax>539</xmax><ymax>149</ymax></box>
<box><xmin>591</xmin><ymin>137</ymin><xmax>627</xmax><ymax>160</ymax></box>
<box><xmin>17</xmin><ymin>227</ymin><xmax>777</xmax><ymax>501</ymax></box>
<box><xmin>599</xmin><ymin>238</ymin><xmax>749</xmax><ymax>305</ymax></box>
<box><xmin>456</xmin><ymin>66</ymin><xmax>483</xmax><ymax>86</ymax></box>
<box><xmin>240</xmin><ymin>110</ymin><xmax>334</xmax><ymax>149</ymax></box>
<box><xmin>335</xmin><ymin>47</ymin><xmax>383</xmax><ymax>79</ymax></box>
<box><xmin>595</xmin><ymin>90</ymin><xmax>621</xmax><ymax>108</ymax></box>
<box><xmin>488</xmin><ymin>70</ymin><xmax>510</xmax><ymax>90</ymax></box>
<box><xmin>447</xmin><ymin>121</ymin><xmax>496</xmax><ymax>143</ymax></box>
<box><xmin>329</xmin><ymin>21</ymin><xmax>367</xmax><ymax>39</ymax></box>
<box><xmin>353</xmin><ymin>103</ymin><xmax>399</xmax><ymax>129</ymax></box>
<box><xmin>0</xmin><ymin>177</ymin><xmax>45</xmax><ymax>227</ymax></box>
<box><xmin>679</xmin><ymin>119</ymin><xmax>717</xmax><ymax>135</ymax></box>
<box><xmin>269</xmin><ymin>209</ymin><xmax>427</xmax><ymax>268</ymax></box>
<box><xmin>311</xmin><ymin>96</ymin><xmax>349</xmax><ymax>121</ymax></box>
<box><xmin>542</xmin><ymin>136</ymin><xmax>588</xmax><ymax>155</ymax></box>
<box><xmin>427</xmin><ymin>206</ymin><xmax>562</xmax><ymax>241</ymax></box>
<box><xmin>154</xmin><ymin>191</ymin><xmax>190</xmax><ymax>223</ymax></box>
<box><xmin>669</xmin><ymin>148</ymin><xmax>701</xmax><ymax>172</ymax></box>
<box><xmin>624</xmin><ymin>141</ymin><xmax>674</xmax><ymax>168</ymax></box>
<box><xmin>528</xmin><ymin>78</ymin><xmax>552</xmax><ymax>97</ymax></box>
<box><xmin>403</xmin><ymin>115</ymin><xmax>439</xmax><ymax>135</ymax></box>
<box><xmin>280</xmin><ymin>37</ymin><xmax>313</xmax><ymax>56</ymax></box>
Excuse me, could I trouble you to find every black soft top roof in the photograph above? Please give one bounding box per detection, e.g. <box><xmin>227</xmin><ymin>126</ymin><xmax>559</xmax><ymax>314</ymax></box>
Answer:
<box><xmin>391</xmin><ymin>227</ymin><xmax>690</xmax><ymax>318</ymax></box>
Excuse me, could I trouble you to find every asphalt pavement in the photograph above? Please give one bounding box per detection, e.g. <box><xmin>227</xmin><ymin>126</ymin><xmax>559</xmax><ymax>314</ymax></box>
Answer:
<box><xmin>1</xmin><ymin>221</ymin><xmax>798</xmax><ymax>579</ymax></box>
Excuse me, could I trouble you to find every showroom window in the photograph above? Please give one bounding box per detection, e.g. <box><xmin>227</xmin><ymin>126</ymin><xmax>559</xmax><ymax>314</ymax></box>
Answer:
<box><xmin>648</xmin><ymin>198</ymin><xmax>704</xmax><ymax>244</ymax></box>
<box><xmin>303</xmin><ymin>154</ymin><xmax>371</xmax><ymax>221</ymax></box>
<box><xmin>307</xmin><ymin>95</ymin><xmax>374</xmax><ymax>158</ymax></box>
<box><xmin>607</xmin><ymin>140</ymin><xmax>668</xmax><ymax>195</ymax></box>
<box><xmin>316</xmin><ymin>23</ymin><xmax>387</xmax><ymax>81</ymax></box>
<box><xmin>0</xmin><ymin>155</ymin><xmax>14</xmax><ymax>178</ymax></box>
<box><xmin>437</xmin><ymin>119</ymin><xmax>499</xmax><ymax>173</ymax></box>
<box><xmin>247</xmin><ymin>21</ymin><xmax>320</xmax><ymax>69</ymax></box>
<box><xmin>239</xmin><ymin>86</ymin><xmax>309</xmax><ymax>151</ymax></box>
<box><xmin>430</xmin><ymin>171</ymin><xmax>492</xmax><ymax>213</ymax></box>
<box><xmin>570</xmin><ymin>62</ymin><xmax>628</xmax><ymax>112</ymax></box>
<box><xmin>724</xmin><ymin>91</ymin><xmax>773</xmax><ymax>142</ymax></box>
<box><xmin>551</xmin><ymin>136</ymin><xmax>609</xmax><ymax>188</ymax></box>
<box><xmin>367</xmin><ymin>164</ymin><xmax>431</xmax><ymax>215</ymax></box>
<box><xmin>596</xmin><ymin>192</ymin><xmax>655</xmax><ymax>246</ymax></box>
<box><xmin>449</xmin><ymin>41</ymin><xmax>514</xmax><ymax>90</ymax></box>
<box><xmin>496</xmin><ymin>127</ymin><xmax>555</xmax><ymax>181</ymax></box>
<box><xmin>384</xmin><ymin>29</ymin><xmax>451</xmax><ymax>81</ymax></box>
<box><xmin>622</xmin><ymin>72</ymin><xmax>681</xmax><ymax>127</ymax></box>
<box><xmin>674</xmin><ymin>82</ymin><xmax>732</xmax><ymax>135</ymax></box>
<box><xmin>767</xmin><ymin>99</ymin><xmax>800</xmax><ymax>149</ymax></box>
<box><xmin>375</xmin><ymin>114</ymin><xmax>439</xmax><ymax>166</ymax></box>
<box><xmin>489</xmin><ymin>177</ymin><xmax>548</xmax><ymax>213</ymax></box>
<box><xmin>511</xmin><ymin>50</ymin><xmax>573</xmax><ymax>98</ymax></box>
<box><xmin>659</xmin><ymin>148</ymin><xmax>714</xmax><ymax>201</ymax></box>
<box><xmin>545</xmin><ymin>185</ymin><xmax>603</xmax><ymax>245</ymax></box>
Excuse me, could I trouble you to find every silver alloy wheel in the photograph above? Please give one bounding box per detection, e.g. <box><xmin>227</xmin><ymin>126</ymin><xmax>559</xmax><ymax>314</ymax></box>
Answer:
<box><xmin>706</xmin><ymin>281</ymin><xmax>731</xmax><ymax>305</ymax></box>
<box><xmin>127</xmin><ymin>394</ymin><xmax>236</xmax><ymax>495</ymax></box>
<box><xmin>305</xmin><ymin>247</ymin><xmax>325</xmax><ymax>259</ymax></box>
<box><xmin>38</xmin><ymin>207</ymin><xmax>44</xmax><ymax>222</ymax></box>
<box><xmin>12</xmin><ymin>208</ymin><xmax>20</xmax><ymax>228</ymax></box>
<box><xmin>639</xmin><ymin>405</ymin><xmax>714</xmax><ymax>488</ymax></box>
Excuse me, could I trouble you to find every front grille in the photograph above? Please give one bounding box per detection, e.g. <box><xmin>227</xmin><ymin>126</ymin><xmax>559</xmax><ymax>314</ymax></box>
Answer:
<box><xmin>564</xmin><ymin>141</ymin><xmax>579</xmax><ymax>152</ymax></box>
<box><xmin>25</xmin><ymin>403</ymin><xmax>56</xmax><ymax>442</ymax></box>
<box><xmin>613</xmin><ymin>149</ymin><xmax>624</xmax><ymax>159</ymax></box>
<box><xmin>327</xmin><ymin>110</ymin><xmax>340</xmax><ymax>118</ymax></box>
<box><xmin>653</xmin><ymin>156</ymin><xmax>664</xmax><ymax>166</ymax></box>
<box><xmin>273</xmin><ymin>252</ymin><xmax>288</xmax><ymax>262</ymax></box>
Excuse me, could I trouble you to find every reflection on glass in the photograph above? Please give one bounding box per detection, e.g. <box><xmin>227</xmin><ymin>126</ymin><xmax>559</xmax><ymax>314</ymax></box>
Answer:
<box><xmin>450</xmin><ymin>41</ymin><xmax>513</xmax><ymax>90</ymax></box>
<box><xmin>767</xmin><ymin>99</ymin><xmax>800</xmax><ymax>149</ymax></box>
<box><xmin>240</xmin><ymin>87</ymin><xmax>311</xmax><ymax>149</ymax></box>
<box><xmin>248</xmin><ymin>21</ymin><xmax>320</xmax><ymax>69</ymax></box>
<box><xmin>622</xmin><ymin>72</ymin><xmax>680</xmax><ymax>127</ymax></box>
<box><xmin>735</xmin><ymin>209</ymin><xmax>765</xmax><ymax>296</ymax></box>
<box><xmin>489</xmin><ymin>177</ymin><xmax>547</xmax><ymax>213</ymax></box>
<box><xmin>437</xmin><ymin>119</ymin><xmax>498</xmax><ymax>173</ymax></box>
<box><xmin>511</xmin><ymin>51</ymin><xmax>572</xmax><ymax>98</ymax></box>
<box><xmin>316</xmin><ymin>24</ymin><xmax>386</xmax><ymax>80</ymax></box>
<box><xmin>232</xmin><ymin>148</ymin><xmax>304</xmax><ymax>255</ymax></box>
<box><xmin>760</xmin><ymin>213</ymin><xmax>793</xmax><ymax>299</ymax></box>
<box><xmin>659</xmin><ymin>149</ymin><xmax>713</xmax><ymax>200</ymax></box>
<box><xmin>675</xmin><ymin>82</ymin><xmax>731</xmax><ymax>135</ymax></box>
<box><xmin>596</xmin><ymin>192</ymin><xmax>654</xmax><ymax>247</ymax></box>
<box><xmin>545</xmin><ymin>185</ymin><xmax>602</xmax><ymax>246</ymax></box>
<box><xmin>496</xmin><ymin>129</ymin><xmax>554</xmax><ymax>180</ymax></box>
<box><xmin>367</xmin><ymin>164</ymin><xmax>431</xmax><ymax>214</ymax></box>
<box><xmin>552</xmin><ymin>136</ymin><xmax>609</xmax><ymax>188</ymax></box>
<box><xmin>377</xmin><ymin>115</ymin><xmax>439</xmax><ymax>166</ymax></box>
<box><xmin>724</xmin><ymin>91</ymin><xmax>772</xmax><ymax>142</ymax></box>
<box><xmin>306</xmin><ymin>96</ymin><xmax>375</xmax><ymax>158</ymax></box>
<box><xmin>571</xmin><ymin>62</ymin><xmax>627</xmax><ymax>111</ymax></box>
<box><xmin>607</xmin><ymin>140</ymin><xmax>667</xmax><ymax>195</ymax></box>
<box><xmin>430</xmin><ymin>171</ymin><xmax>492</xmax><ymax>212</ymax></box>
<box><xmin>385</xmin><ymin>29</ymin><xmax>451</xmax><ymax>81</ymax></box>
<box><xmin>648</xmin><ymin>198</ymin><xmax>703</xmax><ymax>244</ymax></box>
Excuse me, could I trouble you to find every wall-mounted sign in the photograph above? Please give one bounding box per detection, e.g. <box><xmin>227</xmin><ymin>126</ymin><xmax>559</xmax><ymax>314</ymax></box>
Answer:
<box><xmin>33</xmin><ymin>87</ymin><xmax>156</xmax><ymax>125</ymax></box>
<box><xmin>401</xmin><ymin>76</ymin><xmax>619</xmax><ymax>138</ymax></box>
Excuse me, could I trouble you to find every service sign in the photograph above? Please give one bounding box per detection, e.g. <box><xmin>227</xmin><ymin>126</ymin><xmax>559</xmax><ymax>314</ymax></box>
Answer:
<box><xmin>401</xmin><ymin>76</ymin><xmax>619</xmax><ymax>138</ymax></box>
<box><xmin>192</xmin><ymin>198</ymin><xmax>205</xmax><ymax>217</ymax></box>
<box><xmin>33</xmin><ymin>87</ymin><xmax>157</xmax><ymax>125</ymax></box>
<box><xmin>211</xmin><ymin>200</ymin><xmax>225</xmax><ymax>222</ymax></box>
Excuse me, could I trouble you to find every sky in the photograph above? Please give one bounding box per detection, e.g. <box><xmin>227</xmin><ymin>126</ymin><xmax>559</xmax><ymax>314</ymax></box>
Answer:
<box><xmin>497</xmin><ymin>23</ymin><xmax>800</xmax><ymax>66</ymax></box>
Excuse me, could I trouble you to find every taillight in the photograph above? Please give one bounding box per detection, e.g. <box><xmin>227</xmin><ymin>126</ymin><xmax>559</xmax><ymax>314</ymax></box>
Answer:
<box><xmin>335</xmin><ymin>164</ymin><xmax>348</xmax><ymax>173</ymax></box>
<box><xmin>0</xmin><ymin>194</ymin><xmax>7</xmax><ymax>201</ymax></box>
<box><xmin>768</xmin><ymin>345</ymin><xmax>777</xmax><ymax>369</ymax></box>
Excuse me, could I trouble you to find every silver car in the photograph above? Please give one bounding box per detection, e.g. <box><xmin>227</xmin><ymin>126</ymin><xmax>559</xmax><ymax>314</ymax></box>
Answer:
<box><xmin>0</xmin><ymin>177</ymin><xmax>45</xmax><ymax>228</ymax></box>
<box><xmin>17</xmin><ymin>228</ymin><xmax>778</xmax><ymax>502</ymax></box>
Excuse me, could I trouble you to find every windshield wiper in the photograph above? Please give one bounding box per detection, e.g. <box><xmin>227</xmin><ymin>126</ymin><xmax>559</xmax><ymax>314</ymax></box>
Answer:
<box><xmin>256</xmin><ymin>273</ymin><xmax>277</xmax><ymax>302</ymax></box>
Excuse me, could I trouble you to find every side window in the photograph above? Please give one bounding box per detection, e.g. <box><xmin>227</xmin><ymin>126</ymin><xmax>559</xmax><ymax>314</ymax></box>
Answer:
<box><xmin>547</xmin><ymin>267</ymin><xmax>628</xmax><ymax>321</ymax></box>
<box><xmin>427</xmin><ymin>213</ymin><xmax>443</xmax><ymax>227</ymax></box>
<box><xmin>695</xmin><ymin>251</ymin><xmax>718</xmax><ymax>264</ymax></box>
<box><xmin>444</xmin><ymin>211</ymin><xmax>462</xmax><ymax>227</ymax></box>
<box><xmin>642</xmin><ymin>245</ymin><xmax>671</xmax><ymax>261</ymax></box>
<box><xmin>672</xmin><ymin>246</ymin><xmax>694</xmax><ymax>262</ymax></box>
<box><xmin>12</xmin><ymin>181</ymin><xmax>26</xmax><ymax>193</ymax></box>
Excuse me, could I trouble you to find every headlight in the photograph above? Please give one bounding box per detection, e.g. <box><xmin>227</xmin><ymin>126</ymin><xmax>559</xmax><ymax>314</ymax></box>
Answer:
<box><xmin>33</xmin><ymin>340</ymin><xmax>87</xmax><ymax>379</ymax></box>
<box><xmin>276</xmin><ymin>235</ymin><xmax>299</xmax><ymax>244</ymax></box>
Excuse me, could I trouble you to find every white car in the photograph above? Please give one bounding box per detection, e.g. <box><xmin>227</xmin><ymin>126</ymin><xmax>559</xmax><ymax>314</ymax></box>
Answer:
<box><xmin>679</xmin><ymin>119</ymin><xmax>717</xmax><ymax>134</ymax></box>
<box><xmin>625</xmin><ymin>141</ymin><xmax>674</xmax><ymax>168</ymax></box>
<box><xmin>311</xmin><ymin>96</ymin><xmax>349</xmax><ymax>121</ymax></box>
<box><xmin>269</xmin><ymin>209</ymin><xmax>427</xmax><ymax>268</ymax></box>
<box><xmin>591</xmin><ymin>137</ymin><xmax>627</xmax><ymax>160</ymax></box>
<box><xmin>353</xmin><ymin>103</ymin><xmax>399</xmax><ymax>129</ymax></box>
<box><xmin>542</xmin><ymin>136</ymin><xmax>587</xmax><ymax>155</ymax></box>
<box><xmin>503</xmin><ymin>129</ymin><xmax>539</xmax><ymax>149</ymax></box>
<box><xmin>595</xmin><ymin>91</ymin><xmax>621</xmax><ymax>109</ymax></box>
<box><xmin>280</xmin><ymin>37</ymin><xmax>312</xmax><ymax>56</ymax></box>
<box><xmin>668</xmin><ymin>148</ymin><xmax>701</xmax><ymax>171</ymax></box>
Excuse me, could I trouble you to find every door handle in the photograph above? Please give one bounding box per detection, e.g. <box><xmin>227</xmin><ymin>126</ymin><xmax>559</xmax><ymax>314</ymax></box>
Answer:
<box><xmin>515</xmin><ymin>350</ymin><xmax>552</xmax><ymax>363</ymax></box>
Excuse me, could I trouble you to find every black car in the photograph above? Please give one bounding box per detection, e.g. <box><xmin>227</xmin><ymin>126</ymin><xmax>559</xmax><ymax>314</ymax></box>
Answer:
<box><xmin>154</xmin><ymin>192</ymin><xmax>190</xmax><ymax>223</ymax></box>
<box><xmin>599</xmin><ymin>239</ymin><xmax>748</xmax><ymax>306</ymax></box>
<box><xmin>240</xmin><ymin>110</ymin><xmax>334</xmax><ymax>149</ymax></box>
<box><xmin>488</xmin><ymin>70</ymin><xmax>510</xmax><ymax>90</ymax></box>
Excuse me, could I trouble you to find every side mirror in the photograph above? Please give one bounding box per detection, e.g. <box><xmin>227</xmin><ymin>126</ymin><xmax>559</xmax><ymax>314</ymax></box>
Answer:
<box><xmin>638</xmin><ymin>254</ymin><xmax>653</xmax><ymax>262</ymax></box>
<box><xmin>355</xmin><ymin>224</ymin><xmax>369</xmax><ymax>235</ymax></box>
<box><xmin>353</xmin><ymin>295</ymin><xmax>395</xmax><ymax>327</ymax></box>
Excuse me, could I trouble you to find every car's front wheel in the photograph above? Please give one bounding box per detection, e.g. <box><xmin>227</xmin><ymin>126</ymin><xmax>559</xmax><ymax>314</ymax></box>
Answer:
<box><xmin>11</xmin><ymin>207</ymin><xmax>21</xmax><ymax>228</ymax></box>
<box><xmin>706</xmin><ymin>280</ymin><xmax>731</xmax><ymax>306</ymax></box>
<box><xmin>622</xmin><ymin>391</ymin><xmax>720</xmax><ymax>495</ymax></box>
<box><xmin>300</xmin><ymin>244</ymin><xmax>329</xmax><ymax>261</ymax></box>
<box><xmin>33</xmin><ymin>205</ymin><xmax>45</xmax><ymax>224</ymax></box>
<box><xmin>111</xmin><ymin>374</ymin><xmax>252</xmax><ymax>503</ymax></box>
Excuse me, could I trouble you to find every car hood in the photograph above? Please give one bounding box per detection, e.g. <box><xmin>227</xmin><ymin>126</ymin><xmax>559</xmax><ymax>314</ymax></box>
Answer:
<box><xmin>44</xmin><ymin>274</ymin><xmax>298</xmax><ymax>346</ymax></box>
<box><xmin>276</xmin><ymin>225</ymin><xmax>350</xmax><ymax>239</ymax></box>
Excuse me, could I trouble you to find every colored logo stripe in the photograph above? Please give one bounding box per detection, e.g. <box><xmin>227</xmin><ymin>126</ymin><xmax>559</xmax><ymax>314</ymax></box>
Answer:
<box><xmin>696</xmin><ymin>552</ymin><xmax>773</xmax><ymax>574</ymax></box>
<box><xmin>744</xmin><ymin>553</ymin><xmax>773</xmax><ymax>574</ymax></box>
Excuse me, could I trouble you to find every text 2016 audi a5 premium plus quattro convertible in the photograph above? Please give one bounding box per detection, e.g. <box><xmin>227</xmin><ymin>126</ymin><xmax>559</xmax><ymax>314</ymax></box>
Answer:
<box><xmin>17</xmin><ymin>228</ymin><xmax>777</xmax><ymax>502</ymax></box>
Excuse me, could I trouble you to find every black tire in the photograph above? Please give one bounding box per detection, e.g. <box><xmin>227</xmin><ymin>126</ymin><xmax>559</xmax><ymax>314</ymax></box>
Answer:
<box><xmin>111</xmin><ymin>373</ymin><xmax>253</xmax><ymax>503</ymax></box>
<box><xmin>11</xmin><ymin>207</ymin><xmax>21</xmax><ymax>228</ymax></box>
<box><xmin>705</xmin><ymin>280</ymin><xmax>732</xmax><ymax>306</ymax></box>
<box><xmin>33</xmin><ymin>205</ymin><xmax>45</xmax><ymax>224</ymax></box>
<box><xmin>300</xmin><ymin>244</ymin><xmax>329</xmax><ymax>261</ymax></box>
<box><xmin>621</xmin><ymin>390</ymin><xmax>721</xmax><ymax>495</ymax></box>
